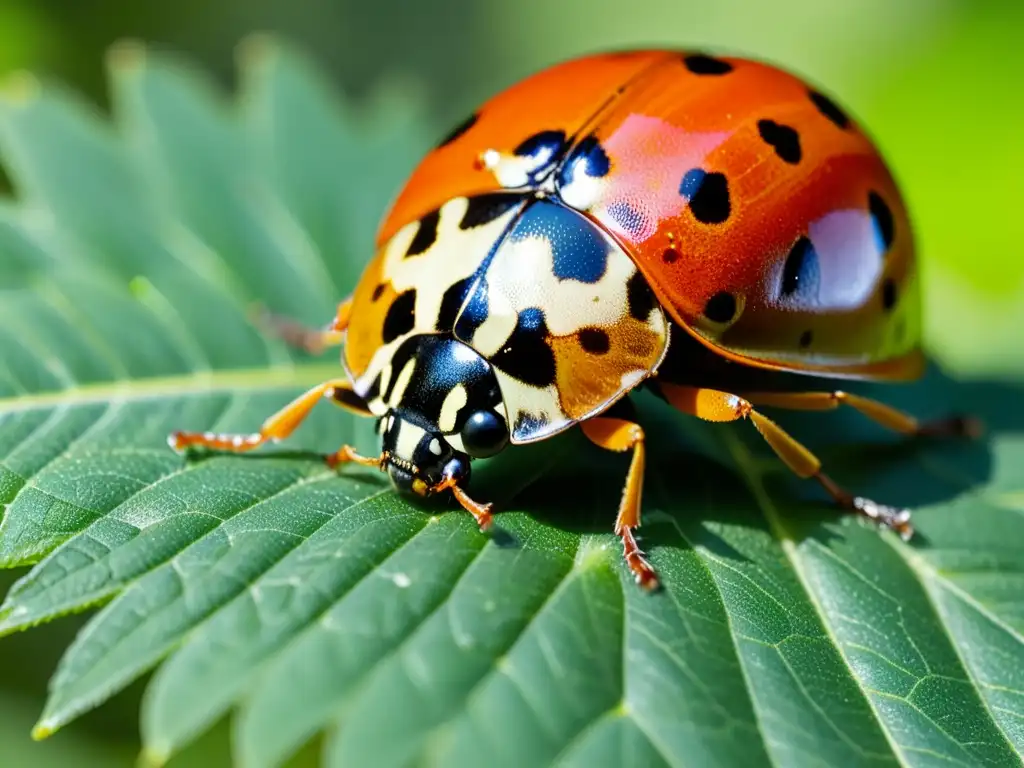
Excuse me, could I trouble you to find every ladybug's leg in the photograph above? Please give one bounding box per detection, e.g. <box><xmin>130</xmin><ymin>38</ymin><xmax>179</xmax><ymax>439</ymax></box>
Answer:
<box><xmin>736</xmin><ymin>391</ymin><xmax>981</xmax><ymax>439</ymax></box>
<box><xmin>170</xmin><ymin>378</ymin><xmax>378</xmax><ymax>470</ymax></box>
<box><xmin>656</xmin><ymin>383</ymin><xmax>915</xmax><ymax>540</ymax></box>
<box><xmin>428</xmin><ymin>476</ymin><xmax>495</xmax><ymax>531</ymax></box>
<box><xmin>579</xmin><ymin>417</ymin><xmax>659</xmax><ymax>591</ymax></box>
<box><xmin>253</xmin><ymin>297</ymin><xmax>352</xmax><ymax>355</ymax></box>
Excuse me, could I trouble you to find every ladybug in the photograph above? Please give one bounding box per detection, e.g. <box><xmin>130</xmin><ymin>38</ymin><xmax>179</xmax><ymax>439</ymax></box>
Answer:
<box><xmin>171</xmin><ymin>50</ymin><xmax>977</xmax><ymax>590</ymax></box>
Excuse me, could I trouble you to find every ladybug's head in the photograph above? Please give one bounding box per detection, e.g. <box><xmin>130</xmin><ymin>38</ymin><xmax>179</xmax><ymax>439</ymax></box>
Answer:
<box><xmin>374</xmin><ymin>335</ymin><xmax>509</xmax><ymax>497</ymax></box>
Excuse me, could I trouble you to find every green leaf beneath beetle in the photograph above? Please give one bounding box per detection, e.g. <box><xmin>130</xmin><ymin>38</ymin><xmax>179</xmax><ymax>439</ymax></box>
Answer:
<box><xmin>0</xmin><ymin>36</ymin><xmax>1022</xmax><ymax>768</ymax></box>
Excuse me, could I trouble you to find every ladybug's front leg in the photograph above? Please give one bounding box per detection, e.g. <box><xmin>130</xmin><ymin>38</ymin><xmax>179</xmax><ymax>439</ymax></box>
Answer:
<box><xmin>170</xmin><ymin>378</ymin><xmax>374</xmax><ymax>465</ymax></box>
<box><xmin>579</xmin><ymin>417</ymin><xmax>659</xmax><ymax>591</ymax></box>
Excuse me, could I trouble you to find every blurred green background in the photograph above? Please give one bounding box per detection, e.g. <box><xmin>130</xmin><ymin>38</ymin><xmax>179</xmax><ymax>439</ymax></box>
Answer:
<box><xmin>0</xmin><ymin>0</ymin><xmax>1020</xmax><ymax>765</ymax></box>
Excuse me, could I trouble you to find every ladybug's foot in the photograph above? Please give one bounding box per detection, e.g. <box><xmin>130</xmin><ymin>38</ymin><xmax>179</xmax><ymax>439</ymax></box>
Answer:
<box><xmin>445</xmin><ymin>482</ymin><xmax>494</xmax><ymax>531</ymax></box>
<box><xmin>620</xmin><ymin>526</ymin><xmax>660</xmax><ymax>591</ymax></box>
<box><xmin>578</xmin><ymin>416</ymin><xmax>658</xmax><ymax>591</ymax></box>
<box><xmin>815</xmin><ymin>472</ymin><xmax>914</xmax><ymax>541</ymax></box>
<box><xmin>916</xmin><ymin>414</ymin><xmax>984</xmax><ymax>440</ymax></box>
<box><xmin>169</xmin><ymin>430</ymin><xmax>264</xmax><ymax>454</ymax></box>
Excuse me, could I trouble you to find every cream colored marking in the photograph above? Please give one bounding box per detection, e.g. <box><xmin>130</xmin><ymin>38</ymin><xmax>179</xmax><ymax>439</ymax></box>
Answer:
<box><xmin>438</xmin><ymin>384</ymin><xmax>468</xmax><ymax>433</ymax></box>
<box><xmin>382</xmin><ymin>197</ymin><xmax>521</xmax><ymax>336</ymax></box>
<box><xmin>465</xmin><ymin>285</ymin><xmax>518</xmax><ymax>358</ymax></box>
<box><xmin>475</xmin><ymin>234</ymin><xmax>648</xmax><ymax>336</ymax></box>
<box><xmin>366</xmin><ymin>394</ymin><xmax>388</xmax><ymax>417</ymax></box>
<box><xmin>452</xmin><ymin>221</ymin><xmax>668</xmax><ymax>443</ymax></box>
<box><xmin>428</xmin><ymin>438</ymin><xmax>443</xmax><ymax>456</ymax></box>
<box><xmin>395</xmin><ymin>420</ymin><xmax>427</xmax><ymax>460</ymax></box>
<box><xmin>558</xmin><ymin>163</ymin><xmax>606</xmax><ymax>211</ymax></box>
<box><xmin>618</xmin><ymin>368</ymin><xmax>647</xmax><ymax>391</ymax></box>
<box><xmin>388</xmin><ymin>357</ymin><xmax>417</xmax><ymax>408</ymax></box>
<box><xmin>491</xmin><ymin>372</ymin><xmax>567</xmax><ymax>444</ymax></box>
<box><xmin>480</xmin><ymin>149</ymin><xmax>501</xmax><ymax>170</ymax></box>
<box><xmin>355</xmin><ymin>337</ymin><xmax>403</xmax><ymax>403</ymax></box>
<box><xmin>485</xmin><ymin>147</ymin><xmax>557</xmax><ymax>188</ymax></box>
<box><xmin>355</xmin><ymin>196</ymin><xmax>525</xmax><ymax>399</ymax></box>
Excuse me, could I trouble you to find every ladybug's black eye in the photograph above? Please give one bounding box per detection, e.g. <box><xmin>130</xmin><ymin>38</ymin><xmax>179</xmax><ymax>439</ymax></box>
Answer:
<box><xmin>460</xmin><ymin>410</ymin><xmax>509</xmax><ymax>458</ymax></box>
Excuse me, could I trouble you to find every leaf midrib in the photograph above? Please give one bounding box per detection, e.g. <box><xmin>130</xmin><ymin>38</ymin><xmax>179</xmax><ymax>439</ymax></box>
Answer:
<box><xmin>0</xmin><ymin>362</ymin><xmax>342</xmax><ymax>413</ymax></box>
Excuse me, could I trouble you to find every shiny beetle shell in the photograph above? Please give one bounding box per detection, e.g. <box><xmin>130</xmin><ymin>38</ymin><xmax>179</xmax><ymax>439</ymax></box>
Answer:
<box><xmin>344</xmin><ymin>50</ymin><xmax>922</xmax><ymax>444</ymax></box>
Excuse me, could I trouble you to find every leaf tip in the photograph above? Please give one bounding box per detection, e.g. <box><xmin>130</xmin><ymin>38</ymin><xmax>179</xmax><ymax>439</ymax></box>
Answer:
<box><xmin>0</xmin><ymin>71</ymin><xmax>40</xmax><ymax>106</ymax></box>
<box><xmin>107</xmin><ymin>39</ymin><xmax>148</xmax><ymax>75</ymax></box>
<box><xmin>31</xmin><ymin>720</ymin><xmax>58</xmax><ymax>741</ymax></box>
<box><xmin>139</xmin><ymin>745</ymin><xmax>170</xmax><ymax>768</ymax></box>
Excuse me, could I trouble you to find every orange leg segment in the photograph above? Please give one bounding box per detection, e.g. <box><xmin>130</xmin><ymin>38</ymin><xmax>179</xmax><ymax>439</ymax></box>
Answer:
<box><xmin>426</xmin><ymin>475</ymin><xmax>495</xmax><ymax>531</ymax></box>
<box><xmin>657</xmin><ymin>383</ymin><xmax>919</xmax><ymax>540</ymax></box>
<box><xmin>737</xmin><ymin>390</ymin><xmax>981</xmax><ymax>439</ymax></box>
<box><xmin>170</xmin><ymin>378</ymin><xmax>377</xmax><ymax>470</ymax></box>
<box><xmin>580</xmin><ymin>417</ymin><xmax>659</xmax><ymax>590</ymax></box>
<box><xmin>253</xmin><ymin>297</ymin><xmax>353</xmax><ymax>355</ymax></box>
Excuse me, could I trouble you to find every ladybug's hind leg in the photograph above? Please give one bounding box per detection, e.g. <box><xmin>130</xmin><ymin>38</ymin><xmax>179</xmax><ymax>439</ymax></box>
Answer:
<box><xmin>655</xmin><ymin>383</ymin><xmax>919</xmax><ymax>540</ymax></box>
<box><xmin>735</xmin><ymin>391</ymin><xmax>982</xmax><ymax>440</ymax></box>
<box><xmin>252</xmin><ymin>297</ymin><xmax>353</xmax><ymax>355</ymax></box>
<box><xmin>580</xmin><ymin>417</ymin><xmax>659</xmax><ymax>591</ymax></box>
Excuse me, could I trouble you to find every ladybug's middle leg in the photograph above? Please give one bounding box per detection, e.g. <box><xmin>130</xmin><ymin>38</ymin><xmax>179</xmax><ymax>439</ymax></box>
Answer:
<box><xmin>655</xmin><ymin>382</ymin><xmax>915</xmax><ymax>540</ymax></box>
<box><xmin>579</xmin><ymin>417</ymin><xmax>659</xmax><ymax>591</ymax></box>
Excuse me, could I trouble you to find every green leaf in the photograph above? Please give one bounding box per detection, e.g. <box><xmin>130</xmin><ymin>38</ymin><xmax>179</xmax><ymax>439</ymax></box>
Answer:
<box><xmin>0</xmin><ymin>37</ymin><xmax>1022</xmax><ymax>768</ymax></box>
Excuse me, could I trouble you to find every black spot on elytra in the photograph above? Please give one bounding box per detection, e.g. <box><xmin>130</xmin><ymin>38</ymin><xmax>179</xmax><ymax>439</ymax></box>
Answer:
<box><xmin>683</xmin><ymin>170</ymin><xmax>731</xmax><ymax>224</ymax></box>
<box><xmin>869</xmin><ymin>191</ymin><xmax>895</xmax><ymax>251</ymax></box>
<box><xmin>683</xmin><ymin>54</ymin><xmax>733</xmax><ymax>75</ymax></box>
<box><xmin>808</xmin><ymin>89</ymin><xmax>850</xmax><ymax>129</ymax></box>
<box><xmin>490</xmin><ymin>311</ymin><xmax>556</xmax><ymax>388</ymax></box>
<box><xmin>459</xmin><ymin>193</ymin><xmax>522</xmax><ymax>229</ymax></box>
<box><xmin>662</xmin><ymin>247</ymin><xmax>680</xmax><ymax>264</ymax></box>
<box><xmin>371</xmin><ymin>283</ymin><xmax>386</xmax><ymax>302</ymax></box>
<box><xmin>438</xmin><ymin>112</ymin><xmax>478</xmax><ymax>148</ymax></box>
<box><xmin>571</xmin><ymin>135</ymin><xmax>611</xmax><ymax>177</ymax></box>
<box><xmin>514</xmin><ymin>130</ymin><xmax>566</xmax><ymax>158</ymax></box>
<box><xmin>757</xmin><ymin>119</ymin><xmax>802</xmax><ymax>164</ymax></box>
<box><xmin>436</xmin><ymin>277</ymin><xmax>472</xmax><ymax>332</ymax></box>
<box><xmin>704</xmin><ymin>292</ymin><xmax>737</xmax><ymax>324</ymax></box>
<box><xmin>781</xmin><ymin>236</ymin><xmax>818</xmax><ymax>296</ymax></box>
<box><xmin>382</xmin><ymin>289</ymin><xmax>416</xmax><ymax>343</ymax></box>
<box><xmin>627</xmin><ymin>271</ymin><xmax>657</xmax><ymax>321</ymax></box>
<box><xmin>882</xmin><ymin>278</ymin><xmax>898</xmax><ymax>311</ymax></box>
<box><xmin>799</xmin><ymin>329</ymin><xmax>813</xmax><ymax>348</ymax></box>
<box><xmin>405</xmin><ymin>210</ymin><xmax>439</xmax><ymax>257</ymax></box>
<box><xmin>578</xmin><ymin>327</ymin><xmax>610</xmax><ymax>355</ymax></box>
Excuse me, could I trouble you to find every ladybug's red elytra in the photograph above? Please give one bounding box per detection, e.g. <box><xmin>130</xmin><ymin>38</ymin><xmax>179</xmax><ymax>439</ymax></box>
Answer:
<box><xmin>171</xmin><ymin>50</ymin><xmax>978</xmax><ymax>590</ymax></box>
